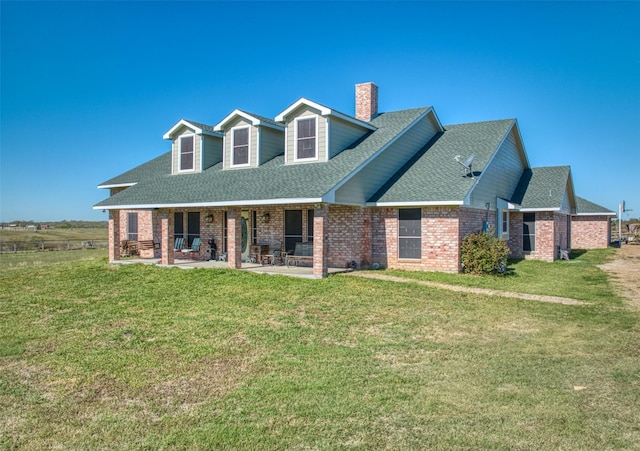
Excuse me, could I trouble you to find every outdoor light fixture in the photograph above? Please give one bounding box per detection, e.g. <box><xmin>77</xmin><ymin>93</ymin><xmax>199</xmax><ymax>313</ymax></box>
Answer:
<box><xmin>205</xmin><ymin>214</ymin><xmax>214</xmax><ymax>223</ymax></box>
<box><xmin>261</xmin><ymin>212</ymin><xmax>270</xmax><ymax>223</ymax></box>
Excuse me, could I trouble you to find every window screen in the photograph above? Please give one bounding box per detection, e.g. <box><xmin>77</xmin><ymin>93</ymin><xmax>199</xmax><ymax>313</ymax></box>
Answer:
<box><xmin>187</xmin><ymin>212</ymin><xmax>200</xmax><ymax>247</ymax></box>
<box><xmin>297</xmin><ymin>118</ymin><xmax>316</xmax><ymax>159</ymax></box>
<box><xmin>174</xmin><ymin>212</ymin><xmax>184</xmax><ymax>240</ymax></box>
<box><xmin>284</xmin><ymin>209</ymin><xmax>303</xmax><ymax>254</ymax></box>
<box><xmin>180</xmin><ymin>136</ymin><xmax>194</xmax><ymax>170</ymax></box>
<box><xmin>233</xmin><ymin>128</ymin><xmax>249</xmax><ymax>165</ymax></box>
<box><xmin>523</xmin><ymin>213</ymin><xmax>536</xmax><ymax>252</ymax></box>
<box><xmin>127</xmin><ymin>212</ymin><xmax>138</xmax><ymax>241</ymax></box>
<box><xmin>399</xmin><ymin>208</ymin><xmax>421</xmax><ymax>259</ymax></box>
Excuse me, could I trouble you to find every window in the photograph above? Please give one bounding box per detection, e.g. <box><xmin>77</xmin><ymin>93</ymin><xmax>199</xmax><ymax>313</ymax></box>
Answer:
<box><xmin>284</xmin><ymin>209</ymin><xmax>303</xmax><ymax>254</ymax></box>
<box><xmin>252</xmin><ymin>211</ymin><xmax>257</xmax><ymax>245</ymax></box>
<box><xmin>232</xmin><ymin>127</ymin><xmax>249</xmax><ymax>166</ymax></box>
<box><xmin>127</xmin><ymin>212</ymin><xmax>138</xmax><ymax>241</ymax></box>
<box><xmin>307</xmin><ymin>209</ymin><xmax>314</xmax><ymax>242</ymax></box>
<box><xmin>296</xmin><ymin>117</ymin><xmax>317</xmax><ymax>160</ymax></box>
<box><xmin>179</xmin><ymin>135</ymin><xmax>194</xmax><ymax>171</ymax></box>
<box><xmin>222</xmin><ymin>211</ymin><xmax>228</xmax><ymax>253</ymax></box>
<box><xmin>187</xmin><ymin>212</ymin><xmax>200</xmax><ymax>247</ymax></box>
<box><xmin>174</xmin><ymin>212</ymin><xmax>184</xmax><ymax>240</ymax></box>
<box><xmin>399</xmin><ymin>208</ymin><xmax>421</xmax><ymax>259</ymax></box>
<box><xmin>501</xmin><ymin>210</ymin><xmax>509</xmax><ymax>238</ymax></box>
<box><xmin>523</xmin><ymin>213</ymin><xmax>536</xmax><ymax>252</ymax></box>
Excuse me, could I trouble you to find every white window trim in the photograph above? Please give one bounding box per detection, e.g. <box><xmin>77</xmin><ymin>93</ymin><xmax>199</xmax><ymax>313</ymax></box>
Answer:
<box><xmin>294</xmin><ymin>116</ymin><xmax>319</xmax><ymax>162</ymax></box>
<box><xmin>500</xmin><ymin>209</ymin><xmax>509</xmax><ymax>240</ymax></box>
<box><xmin>178</xmin><ymin>134</ymin><xmax>196</xmax><ymax>172</ymax></box>
<box><xmin>230</xmin><ymin>125</ymin><xmax>251</xmax><ymax>168</ymax></box>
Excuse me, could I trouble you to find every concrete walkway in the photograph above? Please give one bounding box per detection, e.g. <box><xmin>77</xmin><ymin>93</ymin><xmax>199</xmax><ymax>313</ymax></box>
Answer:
<box><xmin>344</xmin><ymin>271</ymin><xmax>587</xmax><ymax>305</ymax></box>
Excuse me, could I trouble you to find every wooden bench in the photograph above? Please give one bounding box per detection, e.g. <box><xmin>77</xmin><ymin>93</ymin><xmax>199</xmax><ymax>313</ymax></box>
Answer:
<box><xmin>122</xmin><ymin>240</ymin><xmax>158</xmax><ymax>256</ymax></box>
<box><xmin>286</xmin><ymin>242</ymin><xmax>313</xmax><ymax>267</ymax></box>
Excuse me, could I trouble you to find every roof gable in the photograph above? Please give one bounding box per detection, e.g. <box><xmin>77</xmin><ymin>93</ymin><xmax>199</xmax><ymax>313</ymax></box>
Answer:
<box><xmin>369</xmin><ymin>119</ymin><xmax>516</xmax><ymax>205</ymax></box>
<box><xmin>163</xmin><ymin>119</ymin><xmax>223</xmax><ymax>140</ymax></box>
<box><xmin>511</xmin><ymin>166</ymin><xmax>576</xmax><ymax>211</ymax></box>
<box><xmin>214</xmin><ymin>109</ymin><xmax>284</xmax><ymax>131</ymax></box>
<box><xmin>275</xmin><ymin>98</ymin><xmax>377</xmax><ymax>131</ymax></box>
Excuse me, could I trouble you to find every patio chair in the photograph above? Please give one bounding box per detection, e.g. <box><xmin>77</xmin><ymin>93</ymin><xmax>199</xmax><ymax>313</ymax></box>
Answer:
<box><xmin>261</xmin><ymin>241</ymin><xmax>283</xmax><ymax>265</ymax></box>
<box><xmin>181</xmin><ymin>237</ymin><xmax>201</xmax><ymax>258</ymax></box>
<box><xmin>174</xmin><ymin>237</ymin><xmax>185</xmax><ymax>251</ymax></box>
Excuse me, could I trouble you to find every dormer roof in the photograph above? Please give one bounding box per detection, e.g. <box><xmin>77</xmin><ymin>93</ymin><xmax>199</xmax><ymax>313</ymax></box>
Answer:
<box><xmin>214</xmin><ymin>109</ymin><xmax>285</xmax><ymax>132</ymax></box>
<box><xmin>275</xmin><ymin>98</ymin><xmax>378</xmax><ymax>131</ymax></box>
<box><xmin>162</xmin><ymin>119</ymin><xmax>223</xmax><ymax>140</ymax></box>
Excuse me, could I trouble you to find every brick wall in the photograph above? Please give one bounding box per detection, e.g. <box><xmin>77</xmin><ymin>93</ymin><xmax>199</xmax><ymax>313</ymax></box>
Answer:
<box><xmin>571</xmin><ymin>215</ymin><xmax>611</xmax><ymax>248</ymax></box>
<box><xmin>370</xmin><ymin>206</ymin><xmax>490</xmax><ymax>273</ymax></box>
<box><xmin>509</xmin><ymin>211</ymin><xmax>568</xmax><ymax>262</ymax></box>
<box><xmin>326</xmin><ymin>205</ymin><xmax>372</xmax><ymax>268</ymax></box>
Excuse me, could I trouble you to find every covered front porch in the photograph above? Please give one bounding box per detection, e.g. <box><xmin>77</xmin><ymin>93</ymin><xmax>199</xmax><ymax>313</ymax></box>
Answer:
<box><xmin>108</xmin><ymin>203</ymin><xmax>340</xmax><ymax>278</ymax></box>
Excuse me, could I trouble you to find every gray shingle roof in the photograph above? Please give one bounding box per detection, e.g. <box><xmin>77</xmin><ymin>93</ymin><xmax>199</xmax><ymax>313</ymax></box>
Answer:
<box><xmin>237</xmin><ymin>110</ymin><xmax>284</xmax><ymax>128</ymax></box>
<box><xmin>183</xmin><ymin>119</ymin><xmax>217</xmax><ymax>134</ymax></box>
<box><xmin>98</xmin><ymin>152</ymin><xmax>171</xmax><ymax>187</ymax></box>
<box><xmin>511</xmin><ymin>166</ymin><xmax>571</xmax><ymax>209</ymax></box>
<box><xmin>95</xmin><ymin>108</ymin><xmax>429</xmax><ymax>208</ymax></box>
<box><xmin>370</xmin><ymin>119</ymin><xmax>516</xmax><ymax>203</ymax></box>
<box><xmin>575</xmin><ymin>196</ymin><xmax>615</xmax><ymax>215</ymax></box>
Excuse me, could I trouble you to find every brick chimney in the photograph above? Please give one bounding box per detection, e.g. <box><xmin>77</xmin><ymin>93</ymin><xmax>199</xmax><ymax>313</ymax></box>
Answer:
<box><xmin>355</xmin><ymin>82</ymin><xmax>378</xmax><ymax>121</ymax></box>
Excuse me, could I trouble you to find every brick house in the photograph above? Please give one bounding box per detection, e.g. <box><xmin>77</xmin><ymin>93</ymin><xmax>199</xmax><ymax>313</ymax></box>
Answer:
<box><xmin>95</xmin><ymin>83</ymin><xmax>613</xmax><ymax>277</ymax></box>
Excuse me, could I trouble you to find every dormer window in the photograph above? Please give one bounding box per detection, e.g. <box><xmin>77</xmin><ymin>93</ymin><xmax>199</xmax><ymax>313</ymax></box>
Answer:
<box><xmin>179</xmin><ymin>135</ymin><xmax>195</xmax><ymax>171</ymax></box>
<box><xmin>295</xmin><ymin>117</ymin><xmax>317</xmax><ymax>160</ymax></box>
<box><xmin>232</xmin><ymin>126</ymin><xmax>250</xmax><ymax>167</ymax></box>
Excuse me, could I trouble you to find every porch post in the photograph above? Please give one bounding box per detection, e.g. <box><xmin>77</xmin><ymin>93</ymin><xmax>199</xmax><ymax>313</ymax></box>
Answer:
<box><xmin>160</xmin><ymin>212</ymin><xmax>174</xmax><ymax>265</ymax></box>
<box><xmin>313</xmin><ymin>204</ymin><xmax>329</xmax><ymax>278</ymax></box>
<box><xmin>108</xmin><ymin>210</ymin><xmax>120</xmax><ymax>262</ymax></box>
<box><xmin>227</xmin><ymin>208</ymin><xmax>242</xmax><ymax>269</ymax></box>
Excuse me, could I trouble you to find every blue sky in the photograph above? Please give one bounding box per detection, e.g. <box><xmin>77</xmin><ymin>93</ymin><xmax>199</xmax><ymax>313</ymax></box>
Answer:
<box><xmin>1</xmin><ymin>1</ymin><xmax>638</xmax><ymax>222</ymax></box>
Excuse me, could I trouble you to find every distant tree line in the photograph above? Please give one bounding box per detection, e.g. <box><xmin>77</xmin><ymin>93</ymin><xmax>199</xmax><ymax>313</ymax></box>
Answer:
<box><xmin>0</xmin><ymin>220</ymin><xmax>108</xmax><ymax>229</ymax></box>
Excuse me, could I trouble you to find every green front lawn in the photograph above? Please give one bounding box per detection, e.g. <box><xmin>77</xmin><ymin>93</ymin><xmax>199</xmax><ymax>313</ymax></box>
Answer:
<box><xmin>1</xmin><ymin>250</ymin><xmax>638</xmax><ymax>449</ymax></box>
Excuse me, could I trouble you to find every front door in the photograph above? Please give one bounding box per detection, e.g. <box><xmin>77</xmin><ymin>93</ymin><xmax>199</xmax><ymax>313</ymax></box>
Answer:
<box><xmin>241</xmin><ymin>210</ymin><xmax>250</xmax><ymax>261</ymax></box>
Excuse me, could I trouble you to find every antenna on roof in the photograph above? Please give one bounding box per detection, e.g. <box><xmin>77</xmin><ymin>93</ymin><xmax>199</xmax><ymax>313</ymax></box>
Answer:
<box><xmin>454</xmin><ymin>154</ymin><xmax>475</xmax><ymax>178</ymax></box>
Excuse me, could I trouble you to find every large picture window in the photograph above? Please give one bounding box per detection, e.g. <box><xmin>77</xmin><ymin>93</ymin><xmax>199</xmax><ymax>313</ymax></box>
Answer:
<box><xmin>296</xmin><ymin>117</ymin><xmax>316</xmax><ymax>160</ymax></box>
<box><xmin>284</xmin><ymin>209</ymin><xmax>303</xmax><ymax>254</ymax></box>
<box><xmin>127</xmin><ymin>212</ymin><xmax>138</xmax><ymax>241</ymax></box>
<box><xmin>399</xmin><ymin>208</ymin><xmax>421</xmax><ymax>259</ymax></box>
<box><xmin>179</xmin><ymin>135</ymin><xmax>194</xmax><ymax>171</ymax></box>
<box><xmin>174</xmin><ymin>212</ymin><xmax>184</xmax><ymax>240</ymax></box>
<box><xmin>232</xmin><ymin>127</ymin><xmax>249</xmax><ymax>166</ymax></box>
<box><xmin>523</xmin><ymin>213</ymin><xmax>536</xmax><ymax>252</ymax></box>
<box><xmin>187</xmin><ymin>212</ymin><xmax>200</xmax><ymax>247</ymax></box>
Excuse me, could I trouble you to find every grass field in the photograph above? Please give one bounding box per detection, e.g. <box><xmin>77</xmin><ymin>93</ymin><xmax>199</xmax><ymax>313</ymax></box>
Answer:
<box><xmin>0</xmin><ymin>228</ymin><xmax>108</xmax><ymax>253</ymax></box>
<box><xmin>1</xmin><ymin>249</ymin><xmax>638</xmax><ymax>449</ymax></box>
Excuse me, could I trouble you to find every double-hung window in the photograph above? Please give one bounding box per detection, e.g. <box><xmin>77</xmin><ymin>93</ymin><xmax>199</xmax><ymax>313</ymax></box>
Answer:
<box><xmin>398</xmin><ymin>208</ymin><xmax>421</xmax><ymax>259</ymax></box>
<box><xmin>232</xmin><ymin>127</ymin><xmax>249</xmax><ymax>166</ymax></box>
<box><xmin>295</xmin><ymin>117</ymin><xmax>317</xmax><ymax>160</ymax></box>
<box><xmin>127</xmin><ymin>212</ymin><xmax>138</xmax><ymax>241</ymax></box>
<box><xmin>501</xmin><ymin>210</ymin><xmax>509</xmax><ymax>239</ymax></box>
<box><xmin>179</xmin><ymin>135</ymin><xmax>195</xmax><ymax>171</ymax></box>
<box><xmin>523</xmin><ymin>213</ymin><xmax>536</xmax><ymax>252</ymax></box>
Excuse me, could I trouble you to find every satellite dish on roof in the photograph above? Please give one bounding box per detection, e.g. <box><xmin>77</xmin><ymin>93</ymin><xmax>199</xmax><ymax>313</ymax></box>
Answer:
<box><xmin>454</xmin><ymin>154</ymin><xmax>475</xmax><ymax>178</ymax></box>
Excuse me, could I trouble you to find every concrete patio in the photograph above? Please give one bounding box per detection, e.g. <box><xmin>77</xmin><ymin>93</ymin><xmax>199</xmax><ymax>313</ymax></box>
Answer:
<box><xmin>112</xmin><ymin>257</ymin><xmax>351</xmax><ymax>279</ymax></box>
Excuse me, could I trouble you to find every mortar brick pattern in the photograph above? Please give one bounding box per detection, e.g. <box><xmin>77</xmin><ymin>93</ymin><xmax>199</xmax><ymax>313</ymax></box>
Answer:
<box><xmin>572</xmin><ymin>216</ymin><xmax>611</xmax><ymax>248</ymax></box>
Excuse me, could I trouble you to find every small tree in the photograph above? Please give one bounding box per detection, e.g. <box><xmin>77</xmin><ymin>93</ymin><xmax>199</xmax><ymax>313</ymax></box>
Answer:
<box><xmin>460</xmin><ymin>230</ymin><xmax>509</xmax><ymax>275</ymax></box>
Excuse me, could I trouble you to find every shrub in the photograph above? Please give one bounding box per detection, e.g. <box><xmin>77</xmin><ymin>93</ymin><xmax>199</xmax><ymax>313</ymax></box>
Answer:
<box><xmin>460</xmin><ymin>230</ymin><xmax>509</xmax><ymax>275</ymax></box>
